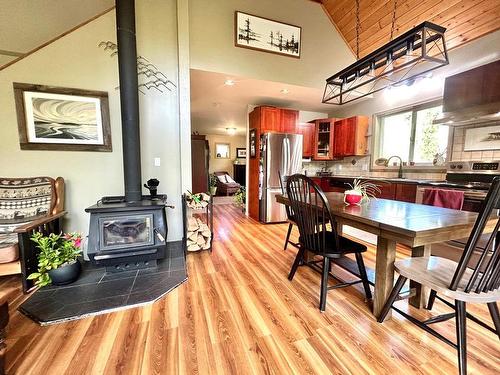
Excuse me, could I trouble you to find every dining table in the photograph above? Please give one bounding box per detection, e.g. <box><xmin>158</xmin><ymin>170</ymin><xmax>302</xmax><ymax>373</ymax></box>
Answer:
<box><xmin>276</xmin><ymin>192</ymin><xmax>494</xmax><ymax>319</ymax></box>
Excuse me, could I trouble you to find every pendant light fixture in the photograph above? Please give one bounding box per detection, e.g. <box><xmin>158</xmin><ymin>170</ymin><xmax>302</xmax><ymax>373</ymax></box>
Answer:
<box><xmin>322</xmin><ymin>0</ymin><xmax>449</xmax><ymax>105</ymax></box>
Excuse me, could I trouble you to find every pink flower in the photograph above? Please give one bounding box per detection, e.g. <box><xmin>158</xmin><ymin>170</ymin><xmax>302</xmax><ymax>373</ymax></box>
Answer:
<box><xmin>74</xmin><ymin>238</ymin><xmax>82</xmax><ymax>248</ymax></box>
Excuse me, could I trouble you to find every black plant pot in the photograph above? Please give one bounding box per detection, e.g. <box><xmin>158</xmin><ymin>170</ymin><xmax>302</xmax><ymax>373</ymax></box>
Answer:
<box><xmin>48</xmin><ymin>260</ymin><xmax>81</xmax><ymax>286</ymax></box>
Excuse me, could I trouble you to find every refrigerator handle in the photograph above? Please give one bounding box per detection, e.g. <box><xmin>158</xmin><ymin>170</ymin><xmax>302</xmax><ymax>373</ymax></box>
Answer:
<box><xmin>281</xmin><ymin>137</ymin><xmax>287</xmax><ymax>178</ymax></box>
<box><xmin>285</xmin><ymin>138</ymin><xmax>290</xmax><ymax>176</ymax></box>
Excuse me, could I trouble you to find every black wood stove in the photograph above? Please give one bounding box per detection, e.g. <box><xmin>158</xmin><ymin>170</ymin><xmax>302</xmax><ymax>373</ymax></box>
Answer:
<box><xmin>85</xmin><ymin>0</ymin><xmax>169</xmax><ymax>270</ymax></box>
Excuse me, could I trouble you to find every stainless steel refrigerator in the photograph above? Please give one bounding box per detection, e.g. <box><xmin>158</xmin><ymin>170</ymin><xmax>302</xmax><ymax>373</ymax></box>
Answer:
<box><xmin>259</xmin><ymin>132</ymin><xmax>303</xmax><ymax>223</ymax></box>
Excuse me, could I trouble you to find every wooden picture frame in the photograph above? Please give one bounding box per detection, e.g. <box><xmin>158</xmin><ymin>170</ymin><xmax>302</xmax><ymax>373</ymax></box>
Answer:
<box><xmin>236</xmin><ymin>148</ymin><xmax>247</xmax><ymax>158</ymax></box>
<box><xmin>464</xmin><ymin>125</ymin><xmax>500</xmax><ymax>151</ymax></box>
<box><xmin>249</xmin><ymin>129</ymin><xmax>257</xmax><ymax>158</ymax></box>
<box><xmin>234</xmin><ymin>11</ymin><xmax>301</xmax><ymax>58</ymax></box>
<box><xmin>13</xmin><ymin>83</ymin><xmax>112</xmax><ymax>151</ymax></box>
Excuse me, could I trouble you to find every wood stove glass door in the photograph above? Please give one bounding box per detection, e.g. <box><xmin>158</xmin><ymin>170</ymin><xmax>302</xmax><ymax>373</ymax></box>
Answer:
<box><xmin>99</xmin><ymin>214</ymin><xmax>154</xmax><ymax>251</ymax></box>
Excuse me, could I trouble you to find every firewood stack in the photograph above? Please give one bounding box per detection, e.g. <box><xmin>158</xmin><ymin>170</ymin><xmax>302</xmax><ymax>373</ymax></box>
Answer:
<box><xmin>185</xmin><ymin>192</ymin><xmax>210</xmax><ymax>210</ymax></box>
<box><xmin>186</xmin><ymin>216</ymin><xmax>211</xmax><ymax>251</ymax></box>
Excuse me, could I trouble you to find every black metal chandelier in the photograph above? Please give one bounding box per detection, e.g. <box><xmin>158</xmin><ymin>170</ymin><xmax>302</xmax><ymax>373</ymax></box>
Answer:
<box><xmin>322</xmin><ymin>2</ymin><xmax>449</xmax><ymax>105</ymax></box>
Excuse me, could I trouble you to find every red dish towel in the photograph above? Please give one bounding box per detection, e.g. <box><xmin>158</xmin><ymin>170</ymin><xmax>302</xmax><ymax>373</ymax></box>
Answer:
<box><xmin>422</xmin><ymin>188</ymin><xmax>464</xmax><ymax>210</ymax></box>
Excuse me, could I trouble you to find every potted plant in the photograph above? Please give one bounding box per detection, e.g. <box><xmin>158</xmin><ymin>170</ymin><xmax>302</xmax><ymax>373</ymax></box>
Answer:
<box><xmin>234</xmin><ymin>186</ymin><xmax>246</xmax><ymax>212</ymax></box>
<box><xmin>209</xmin><ymin>174</ymin><xmax>218</xmax><ymax>196</ymax></box>
<box><xmin>27</xmin><ymin>232</ymin><xmax>83</xmax><ymax>287</ymax></box>
<box><xmin>344</xmin><ymin>179</ymin><xmax>381</xmax><ymax>205</ymax></box>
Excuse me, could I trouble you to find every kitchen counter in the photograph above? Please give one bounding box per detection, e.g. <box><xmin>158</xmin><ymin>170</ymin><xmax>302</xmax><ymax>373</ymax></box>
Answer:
<box><xmin>311</xmin><ymin>175</ymin><xmax>441</xmax><ymax>185</ymax></box>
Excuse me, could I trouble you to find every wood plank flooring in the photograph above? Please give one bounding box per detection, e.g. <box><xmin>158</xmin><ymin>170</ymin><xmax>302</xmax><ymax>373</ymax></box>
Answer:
<box><xmin>1</xmin><ymin>203</ymin><xmax>499</xmax><ymax>374</ymax></box>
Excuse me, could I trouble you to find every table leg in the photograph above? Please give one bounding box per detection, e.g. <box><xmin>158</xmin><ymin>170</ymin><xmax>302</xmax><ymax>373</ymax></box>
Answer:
<box><xmin>373</xmin><ymin>237</ymin><xmax>396</xmax><ymax>319</ymax></box>
<box><xmin>409</xmin><ymin>244</ymin><xmax>432</xmax><ymax>309</ymax></box>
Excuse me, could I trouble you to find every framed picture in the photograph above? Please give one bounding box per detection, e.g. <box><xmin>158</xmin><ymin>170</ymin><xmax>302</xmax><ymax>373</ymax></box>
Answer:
<box><xmin>249</xmin><ymin>129</ymin><xmax>257</xmax><ymax>158</ymax></box>
<box><xmin>464</xmin><ymin>125</ymin><xmax>500</xmax><ymax>151</ymax></box>
<box><xmin>13</xmin><ymin>83</ymin><xmax>112</xmax><ymax>151</ymax></box>
<box><xmin>236</xmin><ymin>148</ymin><xmax>247</xmax><ymax>158</ymax></box>
<box><xmin>235</xmin><ymin>11</ymin><xmax>301</xmax><ymax>58</ymax></box>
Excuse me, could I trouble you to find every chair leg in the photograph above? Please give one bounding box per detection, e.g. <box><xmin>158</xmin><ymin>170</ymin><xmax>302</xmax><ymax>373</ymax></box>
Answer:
<box><xmin>284</xmin><ymin>223</ymin><xmax>293</xmax><ymax>251</ymax></box>
<box><xmin>319</xmin><ymin>257</ymin><xmax>330</xmax><ymax>312</ymax></box>
<box><xmin>377</xmin><ymin>275</ymin><xmax>407</xmax><ymax>323</ymax></box>
<box><xmin>288</xmin><ymin>247</ymin><xmax>304</xmax><ymax>281</ymax></box>
<box><xmin>355</xmin><ymin>253</ymin><xmax>372</xmax><ymax>300</ymax></box>
<box><xmin>427</xmin><ymin>289</ymin><xmax>437</xmax><ymax>310</ymax></box>
<box><xmin>455</xmin><ymin>301</ymin><xmax>467</xmax><ymax>375</ymax></box>
<box><xmin>487</xmin><ymin>302</ymin><xmax>500</xmax><ymax>341</ymax></box>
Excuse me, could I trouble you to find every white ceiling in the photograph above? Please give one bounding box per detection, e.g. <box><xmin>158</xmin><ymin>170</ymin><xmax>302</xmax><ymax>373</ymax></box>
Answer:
<box><xmin>190</xmin><ymin>69</ymin><xmax>334</xmax><ymax>136</ymax></box>
<box><xmin>0</xmin><ymin>0</ymin><xmax>114</xmax><ymax>66</ymax></box>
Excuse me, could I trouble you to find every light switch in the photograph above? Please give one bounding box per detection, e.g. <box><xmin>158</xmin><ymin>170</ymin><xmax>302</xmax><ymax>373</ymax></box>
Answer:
<box><xmin>154</xmin><ymin>157</ymin><xmax>161</xmax><ymax>167</ymax></box>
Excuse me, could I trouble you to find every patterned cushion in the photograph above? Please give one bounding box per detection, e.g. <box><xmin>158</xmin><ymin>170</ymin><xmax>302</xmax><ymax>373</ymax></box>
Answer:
<box><xmin>0</xmin><ymin>177</ymin><xmax>54</xmax><ymax>233</ymax></box>
<box><xmin>0</xmin><ymin>233</ymin><xmax>19</xmax><ymax>263</ymax></box>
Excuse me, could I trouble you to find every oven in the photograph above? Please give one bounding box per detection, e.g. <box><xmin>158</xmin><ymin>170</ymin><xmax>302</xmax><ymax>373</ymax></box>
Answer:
<box><xmin>415</xmin><ymin>186</ymin><xmax>486</xmax><ymax>212</ymax></box>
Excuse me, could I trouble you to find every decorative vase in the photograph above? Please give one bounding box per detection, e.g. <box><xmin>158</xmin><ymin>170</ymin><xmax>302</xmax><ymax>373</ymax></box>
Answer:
<box><xmin>344</xmin><ymin>190</ymin><xmax>362</xmax><ymax>205</ymax></box>
<box><xmin>48</xmin><ymin>260</ymin><xmax>81</xmax><ymax>286</ymax></box>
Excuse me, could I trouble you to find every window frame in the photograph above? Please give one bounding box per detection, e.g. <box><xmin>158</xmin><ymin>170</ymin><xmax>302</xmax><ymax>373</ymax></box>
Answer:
<box><xmin>372</xmin><ymin>99</ymin><xmax>450</xmax><ymax>172</ymax></box>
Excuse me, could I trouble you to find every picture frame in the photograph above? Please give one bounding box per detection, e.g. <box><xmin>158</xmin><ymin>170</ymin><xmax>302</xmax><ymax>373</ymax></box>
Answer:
<box><xmin>13</xmin><ymin>83</ymin><xmax>112</xmax><ymax>151</ymax></box>
<box><xmin>234</xmin><ymin>11</ymin><xmax>301</xmax><ymax>58</ymax></box>
<box><xmin>464</xmin><ymin>125</ymin><xmax>500</xmax><ymax>151</ymax></box>
<box><xmin>236</xmin><ymin>148</ymin><xmax>247</xmax><ymax>158</ymax></box>
<box><xmin>249</xmin><ymin>128</ymin><xmax>257</xmax><ymax>158</ymax></box>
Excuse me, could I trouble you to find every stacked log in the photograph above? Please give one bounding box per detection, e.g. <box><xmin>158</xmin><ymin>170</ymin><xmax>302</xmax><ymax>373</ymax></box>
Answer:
<box><xmin>185</xmin><ymin>192</ymin><xmax>210</xmax><ymax>210</ymax></box>
<box><xmin>186</xmin><ymin>216</ymin><xmax>211</xmax><ymax>251</ymax></box>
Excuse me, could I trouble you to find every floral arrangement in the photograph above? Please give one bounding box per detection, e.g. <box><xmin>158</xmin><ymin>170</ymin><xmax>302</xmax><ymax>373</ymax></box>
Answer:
<box><xmin>344</xmin><ymin>179</ymin><xmax>381</xmax><ymax>205</ymax></box>
<box><xmin>27</xmin><ymin>232</ymin><xmax>83</xmax><ymax>287</ymax></box>
<box><xmin>234</xmin><ymin>186</ymin><xmax>246</xmax><ymax>207</ymax></box>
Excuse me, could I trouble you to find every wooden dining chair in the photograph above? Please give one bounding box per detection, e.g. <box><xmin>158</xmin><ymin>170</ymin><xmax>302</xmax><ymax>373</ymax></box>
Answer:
<box><xmin>278</xmin><ymin>171</ymin><xmax>298</xmax><ymax>251</ymax></box>
<box><xmin>378</xmin><ymin>177</ymin><xmax>500</xmax><ymax>375</ymax></box>
<box><xmin>286</xmin><ymin>174</ymin><xmax>372</xmax><ymax>311</ymax></box>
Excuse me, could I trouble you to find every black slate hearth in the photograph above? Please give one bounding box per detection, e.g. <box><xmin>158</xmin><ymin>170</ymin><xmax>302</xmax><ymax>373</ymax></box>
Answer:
<box><xmin>19</xmin><ymin>242</ymin><xmax>186</xmax><ymax>325</ymax></box>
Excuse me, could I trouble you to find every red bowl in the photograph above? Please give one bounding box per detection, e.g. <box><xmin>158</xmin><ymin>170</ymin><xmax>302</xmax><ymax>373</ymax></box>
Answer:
<box><xmin>344</xmin><ymin>193</ymin><xmax>362</xmax><ymax>205</ymax></box>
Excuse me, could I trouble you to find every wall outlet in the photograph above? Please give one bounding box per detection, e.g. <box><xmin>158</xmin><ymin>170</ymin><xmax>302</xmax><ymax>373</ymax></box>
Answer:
<box><xmin>154</xmin><ymin>157</ymin><xmax>161</xmax><ymax>167</ymax></box>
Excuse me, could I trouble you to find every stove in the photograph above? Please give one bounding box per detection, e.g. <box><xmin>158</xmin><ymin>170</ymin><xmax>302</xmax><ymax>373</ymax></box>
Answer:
<box><xmin>417</xmin><ymin>161</ymin><xmax>500</xmax><ymax>211</ymax></box>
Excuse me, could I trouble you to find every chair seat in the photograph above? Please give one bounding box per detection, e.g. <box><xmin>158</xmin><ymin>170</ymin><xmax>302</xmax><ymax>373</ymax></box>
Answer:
<box><xmin>395</xmin><ymin>256</ymin><xmax>500</xmax><ymax>303</ymax></box>
<box><xmin>0</xmin><ymin>233</ymin><xmax>19</xmax><ymax>263</ymax></box>
<box><xmin>300</xmin><ymin>232</ymin><xmax>367</xmax><ymax>257</ymax></box>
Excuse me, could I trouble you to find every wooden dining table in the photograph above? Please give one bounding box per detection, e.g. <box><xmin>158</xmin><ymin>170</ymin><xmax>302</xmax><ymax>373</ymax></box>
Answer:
<box><xmin>276</xmin><ymin>192</ymin><xmax>492</xmax><ymax>319</ymax></box>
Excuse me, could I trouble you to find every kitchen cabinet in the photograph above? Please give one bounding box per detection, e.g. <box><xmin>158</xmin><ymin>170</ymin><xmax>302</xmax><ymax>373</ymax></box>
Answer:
<box><xmin>257</xmin><ymin>106</ymin><xmax>298</xmax><ymax>133</ymax></box>
<box><xmin>333</xmin><ymin>116</ymin><xmax>369</xmax><ymax>157</ymax></box>
<box><xmin>297</xmin><ymin>123</ymin><xmax>315</xmax><ymax>158</ymax></box>
<box><xmin>312</xmin><ymin>118</ymin><xmax>337</xmax><ymax>160</ymax></box>
<box><xmin>366</xmin><ymin>180</ymin><xmax>396</xmax><ymax>200</ymax></box>
<box><xmin>395</xmin><ymin>183</ymin><xmax>417</xmax><ymax>203</ymax></box>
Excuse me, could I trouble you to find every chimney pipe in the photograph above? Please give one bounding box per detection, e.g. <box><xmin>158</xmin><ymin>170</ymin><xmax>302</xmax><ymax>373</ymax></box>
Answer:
<box><xmin>116</xmin><ymin>0</ymin><xmax>142</xmax><ymax>202</ymax></box>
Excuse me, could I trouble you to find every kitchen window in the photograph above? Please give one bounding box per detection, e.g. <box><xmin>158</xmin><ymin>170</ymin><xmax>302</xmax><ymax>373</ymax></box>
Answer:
<box><xmin>375</xmin><ymin>102</ymin><xmax>449</xmax><ymax>166</ymax></box>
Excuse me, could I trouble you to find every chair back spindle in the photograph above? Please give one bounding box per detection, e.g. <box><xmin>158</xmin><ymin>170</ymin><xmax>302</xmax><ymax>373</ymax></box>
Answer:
<box><xmin>286</xmin><ymin>174</ymin><xmax>338</xmax><ymax>256</ymax></box>
<box><xmin>450</xmin><ymin>177</ymin><xmax>500</xmax><ymax>294</ymax></box>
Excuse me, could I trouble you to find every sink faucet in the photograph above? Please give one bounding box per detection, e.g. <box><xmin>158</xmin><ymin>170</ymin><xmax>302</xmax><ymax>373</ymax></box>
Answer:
<box><xmin>385</xmin><ymin>156</ymin><xmax>404</xmax><ymax>179</ymax></box>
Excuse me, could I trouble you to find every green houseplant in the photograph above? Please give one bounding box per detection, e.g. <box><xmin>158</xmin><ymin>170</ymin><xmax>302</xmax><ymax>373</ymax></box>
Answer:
<box><xmin>27</xmin><ymin>232</ymin><xmax>83</xmax><ymax>287</ymax></box>
<box><xmin>234</xmin><ymin>186</ymin><xmax>246</xmax><ymax>211</ymax></box>
<box><xmin>344</xmin><ymin>179</ymin><xmax>381</xmax><ymax>205</ymax></box>
<box><xmin>209</xmin><ymin>173</ymin><xmax>218</xmax><ymax>196</ymax></box>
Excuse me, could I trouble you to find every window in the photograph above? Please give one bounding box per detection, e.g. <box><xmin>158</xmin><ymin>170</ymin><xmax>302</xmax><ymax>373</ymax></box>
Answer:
<box><xmin>375</xmin><ymin>102</ymin><xmax>448</xmax><ymax>165</ymax></box>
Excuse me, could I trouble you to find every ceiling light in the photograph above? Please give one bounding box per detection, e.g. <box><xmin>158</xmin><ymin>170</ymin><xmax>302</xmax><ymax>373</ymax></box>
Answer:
<box><xmin>281</xmin><ymin>89</ymin><xmax>290</xmax><ymax>94</ymax></box>
<box><xmin>226</xmin><ymin>127</ymin><xmax>236</xmax><ymax>135</ymax></box>
<box><xmin>224</xmin><ymin>79</ymin><xmax>235</xmax><ymax>86</ymax></box>
<box><xmin>322</xmin><ymin>21</ymin><xmax>449</xmax><ymax>105</ymax></box>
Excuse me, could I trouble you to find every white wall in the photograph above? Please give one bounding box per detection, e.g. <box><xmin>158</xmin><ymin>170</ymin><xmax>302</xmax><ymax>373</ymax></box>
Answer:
<box><xmin>0</xmin><ymin>1</ymin><xmax>187</xmax><ymax>242</ymax></box>
<box><xmin>189</xmin><ymin>0</ymin><xmax>354</xmax><ymax>89</ymax></box>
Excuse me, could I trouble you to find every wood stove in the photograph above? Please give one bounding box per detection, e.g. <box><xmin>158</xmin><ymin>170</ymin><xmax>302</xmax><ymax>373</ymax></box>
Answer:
<box><xmin>86</xmin><ymin>199</ymin><xmax>167</xmax><ymax>270</ymax></box>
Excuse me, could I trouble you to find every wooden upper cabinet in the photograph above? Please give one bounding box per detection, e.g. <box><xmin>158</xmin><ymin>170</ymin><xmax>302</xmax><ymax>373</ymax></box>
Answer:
<box><xmin>313</xmin><ymin>118</ymin><xmax>337</xmax><ymax>160</ymax></box>
<box><xmin>258</xmin><ymin>106</ymin><xmax>298</xmax><ymax>133</ymax></box>
<box><xmin>297</xmin><ymin>122</ymin><xmax>315</xmax><ymax>158</ymax></box>
<box><xmin>333</xmin><ymin>116</ymin><xmax>369</xmax><ymax>157</ymax></box>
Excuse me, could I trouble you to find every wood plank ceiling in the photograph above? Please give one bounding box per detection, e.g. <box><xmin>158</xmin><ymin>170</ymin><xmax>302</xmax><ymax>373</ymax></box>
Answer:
<box><xmin>318</xmin><ymin>0</ymin><xmax>500</xmax><ymax>58</ymax></box>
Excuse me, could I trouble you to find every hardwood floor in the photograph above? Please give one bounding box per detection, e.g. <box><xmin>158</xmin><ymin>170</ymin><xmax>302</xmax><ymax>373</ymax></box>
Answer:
<box><xmin>1</xmin><ymin>203</ymin><xmax>499</xmax><ymax>374</ymax></box>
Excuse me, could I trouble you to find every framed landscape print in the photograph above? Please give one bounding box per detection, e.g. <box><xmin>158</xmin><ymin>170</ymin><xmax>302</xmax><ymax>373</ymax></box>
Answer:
<box><xmin>13</xmin><ymin>83</ymin><xmax>112</xmax><ymax>151</ymax></box>
<box><xmin>235</xmin><ymin>11</ymin><xmax>301</xmax><ymax>58</ymax></box>
<box><xmin>464</xmin><ymin>125</ymin><xmax>500</xmax><ymax>151</ymax></box>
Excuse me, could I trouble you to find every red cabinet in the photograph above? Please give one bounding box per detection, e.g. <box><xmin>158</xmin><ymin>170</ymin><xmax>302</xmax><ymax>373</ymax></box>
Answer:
<box><xmin>333</xmin><ymin>116</ymin><xmax>369</xmax><ymax>157</ymax></box>
<box><xmin>258</xmin><ymin>106</ymin><xmax>298</xmax><ymax>133</ymax></box>
<box><xmin>312</xmin><ymin>118</ymin><xmax>337</xmax><ymax>160</ymax></box>
<box><xmin>281</xmin><ymin>109</ymin><xmax>298</xmax><ymax>133</ymax></box>
<box><xmin>297</xmin><ymin>122</ymin><xmax>315</xmax><ymax>158</ymax></box>
<box><xmin>395</xmin><ymin>183</ymin><xmax>417</xmax><ymax>203</ymax></box>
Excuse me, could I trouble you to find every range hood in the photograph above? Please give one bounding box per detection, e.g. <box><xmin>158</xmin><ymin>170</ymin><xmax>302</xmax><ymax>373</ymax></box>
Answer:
<box><xmin>433</xmin><ymin>60</ymin><xmax>500</xmax><ymax>126</ymax></box>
